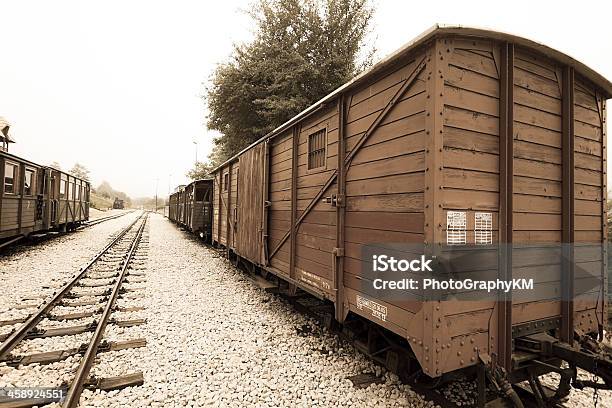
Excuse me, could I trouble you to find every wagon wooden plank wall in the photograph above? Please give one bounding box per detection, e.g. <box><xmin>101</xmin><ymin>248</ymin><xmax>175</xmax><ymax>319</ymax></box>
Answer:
<box><xmin>210</xmin><ymin>25</ymin><xmax>612</xmax><ymax>379</ymax></box>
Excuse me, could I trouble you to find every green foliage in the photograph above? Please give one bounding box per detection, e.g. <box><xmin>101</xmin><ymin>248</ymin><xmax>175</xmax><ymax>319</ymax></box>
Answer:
<box><xmin>205</xmin><ymin>0</ymin><xmax>375</xmax><ymax>165</ymax></box>
<box><xmin>48</xmin><ymin>161</ymin><xmax>61</xmax><ymax>171</ymax></box>
<box><xmin>69</xmin><ymin>162</ymin><xmax>90</xmax><ymax>181</ymax></box>
<box><xmin>90</xmin><ymin>191</ymin><xmax>113</xmax><ymax>210</ymax></box>
<box><xmin>95</xmin><ymin>181</ymin><xmax>131</xmax><ymax>207</ymax></box>
<box><xmin>186</xmin><ymin>161</ymin><xmax>215</xmax><ymax>181</ymax></box>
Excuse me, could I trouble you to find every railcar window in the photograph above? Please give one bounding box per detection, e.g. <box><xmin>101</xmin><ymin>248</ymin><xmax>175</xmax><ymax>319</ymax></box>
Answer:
<box><xmin>68</xmin><ymin>182</ymin><xmax>74</xmax><ymax>199</ymax></box>
<box><xmin>40</xmin><ymin>172</ymin><xmax>46</xmax><ymax>194</ymax></box>
<box><xmin>308</xmin><ymin>129</ymin><xmax>326</xmax><ymax>170</ymax></box>
<box><xmin>195</xmin><ymin>187</ymin><xmax>205</xmax><ymax>201</ymax></box>
<box><xmin>60</xmin><ymin>180</ymin><xmax>66</xmax><ymax>199</ymax></box>
<box><xmin>24</xmin><ymin>169</ymin><xmax>35</xmax><ymax>195</ymax></box>
<box><xmin>77</xmin><ymin>185</ymin><xmax>81</xmax><ymax>200</ymax></box>
<box><xmin>223</xmin><ymin>173</ymin><xmax>229</xmax><ymax>191</ymax></box>
<box><xmin>4</xmin><ymin>163</ymin><xmax>18</xmax><ymax>194</ymax></box>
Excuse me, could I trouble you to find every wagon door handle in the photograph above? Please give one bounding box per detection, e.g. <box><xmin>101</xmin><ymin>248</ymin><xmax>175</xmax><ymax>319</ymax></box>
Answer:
<box><xmin>322</xmin><ymin>194</ymin><xmax>345</xmax><ymax>207</ymax></box>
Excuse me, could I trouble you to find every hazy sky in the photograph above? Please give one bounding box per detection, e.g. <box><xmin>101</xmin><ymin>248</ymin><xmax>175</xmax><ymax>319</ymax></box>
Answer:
<box><xmin>1</xmin><ymin>0</ymin><xmax>611</xmax><ymax>197</ymax></box>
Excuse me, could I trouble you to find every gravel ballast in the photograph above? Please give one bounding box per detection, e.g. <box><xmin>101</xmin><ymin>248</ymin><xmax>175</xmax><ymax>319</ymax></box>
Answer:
<box><xmin>77</xmin><ymin>213</ymin><xmax>430</xmax><ymax>407</ymax></box>
<box><xmin>1</xmin><ymin>212</ymin><xmax>611</xmax><ymax>407</ymax></box>
<box><xmin>0</xmin><ymin>211</ymin><xmax>140</xmax><ymax>314</ymax></box>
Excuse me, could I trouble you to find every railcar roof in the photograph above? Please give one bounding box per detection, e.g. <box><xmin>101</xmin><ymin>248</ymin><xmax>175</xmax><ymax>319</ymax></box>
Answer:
<box><xmin>1</xmin><ymin>149</ymin><xmax>41</xmax><ymax>167</ymax></box>
<box><xmin>210</xmin><ymin>24</ymin><xmax>612</xmax><ymax>173</ymax></box>
<box><xmin>1</xmin><ymin>150</ymin><xmax>90</xmax><ymax>184</ymax></box>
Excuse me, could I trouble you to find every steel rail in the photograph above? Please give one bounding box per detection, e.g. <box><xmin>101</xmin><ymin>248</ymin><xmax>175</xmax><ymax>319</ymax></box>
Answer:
<box><xmin>62</xmin><ymin>213</ymin><xmax>148</xmax><ymax>408</ymax></box>
<box><xmin>0</xmin><ymin>212</ymin><xmax>144</xmax><ymax>360</ymax></box>
<box><xmin>82</xmin><ymin>210</ymin><xmax>135</xmax><ymax>228</ymax></box>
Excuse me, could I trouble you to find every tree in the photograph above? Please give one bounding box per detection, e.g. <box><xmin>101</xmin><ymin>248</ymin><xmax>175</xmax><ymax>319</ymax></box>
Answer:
<box><xmin>205</xmin><ymin>0</ymin><xmax>375</xmax><ymax>165</ymax></box>
<box><xmin>69</xmin><ymin>163</ymin><xmax>90</xmax><ymax>181</ymax></box>
<box><xmin>49</xmin><ymin>161</ymin><xmax>61</xmax><ymax>170</ymax></box>
<box><xmin>96</xmin><ymin>181</ymin><xmax>132</xmax><ymax>207</ymax></box>
<box><xmin>186</xmin><ymin>161</ymin><xmax>215</xmax><ymax>180</ymax></box>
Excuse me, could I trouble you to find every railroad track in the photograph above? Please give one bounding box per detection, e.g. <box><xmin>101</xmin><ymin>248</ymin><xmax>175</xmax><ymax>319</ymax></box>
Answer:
<box><xmin>0</xmin><ymin>212</ymin><xmax>149</xmax><ymax>407</ymax></box>
<box><xmin>0</xmin><ymin>211</ymin><xmax>135</xmax><ymax>252</ymax></box>
<box><xmin>80</xmin><ymin>210</ymin><xmax>135</xmax><ymax>229</ymax></box>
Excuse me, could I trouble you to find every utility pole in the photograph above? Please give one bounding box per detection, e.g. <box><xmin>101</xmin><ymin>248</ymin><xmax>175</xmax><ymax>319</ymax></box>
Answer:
<box><xmin>193</xmin><ymin>140</ymin><xmax>198</xmax><ymax>164</ymax></box>
<box><xmin>155</xmin><ymin>178</ymin><xmax>159</xmax><ymax>213</ymax></box>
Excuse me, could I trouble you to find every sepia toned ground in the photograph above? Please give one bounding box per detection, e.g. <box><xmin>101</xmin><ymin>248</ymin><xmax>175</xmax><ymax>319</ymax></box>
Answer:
<box><xmin>0</xmin><ymin>213</ymin><xmax>610</xmax><ymax>407</ymax></box>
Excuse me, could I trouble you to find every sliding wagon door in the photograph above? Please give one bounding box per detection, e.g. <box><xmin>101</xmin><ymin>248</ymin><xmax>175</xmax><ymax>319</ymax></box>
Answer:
<box><xmin>237</xmin><ymin>143</ymin><xmax>265</xmax><ymax>263</ymax></box>
<box><xmin>266</xmin><ymin>130</ymin><xmax>293</xmax><ymax>276</ymax></box>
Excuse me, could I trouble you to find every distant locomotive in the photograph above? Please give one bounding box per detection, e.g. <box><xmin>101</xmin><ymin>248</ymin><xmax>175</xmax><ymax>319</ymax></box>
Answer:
<box><xmin>0</xmin><ymin>118</ymin><xmax>90</xmax><ymax>247</ymax></box>
<box><xmin>113</xmin><ymin>197</ymin><xmax>125</xmax><ymax>209</ymax></box>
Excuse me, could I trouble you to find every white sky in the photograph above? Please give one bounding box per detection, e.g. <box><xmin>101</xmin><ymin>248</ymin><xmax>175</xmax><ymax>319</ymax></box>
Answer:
<box><xmin>1</xmin><ymin>0</ymin><xmax>611</xmax><ymax>197</ymax></box>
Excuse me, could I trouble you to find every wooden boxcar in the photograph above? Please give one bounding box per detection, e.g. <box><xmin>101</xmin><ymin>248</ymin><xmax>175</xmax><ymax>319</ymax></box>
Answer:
<box><xmin>208</xmin><ymin>25</ymin><xmax>611</xmax><ymax>393</ymax></box>
<box><xmin>168</xmin><ymin>185</ymin><xmax>184</xmax><ymax>224</ymax></box>
<box><xmin>168</xmin><ymin>189</ymin><xmax>179</xmax><ymax>222</ymax></box>
<box><xmin>168</xmin><ymin>180</ymin><xmax>213</xmax><ymax>241</ymax></box>
<box><xmin>1</xmin><ymin>151</ymin><xmax>89</xmax><ymax>245</ymax></box>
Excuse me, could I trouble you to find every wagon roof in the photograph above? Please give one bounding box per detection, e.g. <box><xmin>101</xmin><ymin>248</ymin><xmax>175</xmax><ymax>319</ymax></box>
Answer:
<box><xmin>0</xmin><ymin>149</ymin><xmax>41</xmax><ymax>167</ymax></box>
<box><xmin>211</xmin><ymin>24</ymin><xmax>612</xmax><ymax>173</ymax></box>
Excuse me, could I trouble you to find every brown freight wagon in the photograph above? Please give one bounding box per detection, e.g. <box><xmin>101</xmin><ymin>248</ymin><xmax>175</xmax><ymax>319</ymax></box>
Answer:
<box><xmin>168</xmin><ymin>184</ymin><xmax>186</xmax><ymax>223</ymax></box>
<box><xmin>168</xmin><ymin>189</ymin><xmax>179</xmax><ymax>222</ymax></box>
<box><xmin>209</xmin><ymin>25</ymin><xmax>612</xmax><ymax>402</ymax></box>
<box><xmin>169</xmin><ymin>180</ymin><xmax>213</xmax><ymax>241</ymax></box>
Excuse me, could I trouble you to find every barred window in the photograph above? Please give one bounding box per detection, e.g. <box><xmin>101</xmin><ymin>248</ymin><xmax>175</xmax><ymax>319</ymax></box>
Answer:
<box><xmin>308</xmin><ymin>129</ymin><xmax>326</xmax><ymax>170</ymax></box>
<box><xmin>447</xmin><ymin>211</ymin><xmax>467</xmax><ymax>245</ymax></box>
<box><xmin>475</xmin><ymin>212</ymin><xmax>493</xmax><ymax>245</ymax></box>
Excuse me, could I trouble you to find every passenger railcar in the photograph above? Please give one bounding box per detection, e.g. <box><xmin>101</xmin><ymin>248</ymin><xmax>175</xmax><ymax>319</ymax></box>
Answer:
<box><xmin>174</xmin><ymin>26</ymin><xmax>612</xmax><ymax>405</ymax></box>
<box><xmin>168</xmin><ymin>180</ymin><xmax>213</xmax><ymax>242</ymax></box>
<box><xmin>1</xmin><ymin>151</ymin><xmax>90</xmax><ymax>246</ymax></box>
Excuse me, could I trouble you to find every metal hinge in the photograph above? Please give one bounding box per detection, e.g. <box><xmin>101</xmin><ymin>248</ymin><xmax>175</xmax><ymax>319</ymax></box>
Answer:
<box><xmin>332</xmin><ymin>247</ymin><xmax>344</xmax><ymax>257</ymax></box>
